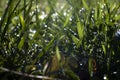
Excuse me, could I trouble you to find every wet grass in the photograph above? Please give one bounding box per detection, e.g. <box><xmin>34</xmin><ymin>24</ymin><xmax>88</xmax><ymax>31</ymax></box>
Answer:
<box><xmin>0</xmin><ymin>0</ymin><xmax>120</xmax><ymax>80</ymax></box>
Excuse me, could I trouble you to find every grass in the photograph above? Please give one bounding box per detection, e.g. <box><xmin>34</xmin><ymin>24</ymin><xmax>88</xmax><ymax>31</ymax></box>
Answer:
<box><xmin>0</xmin><ymin>0</ymin><xmax>120</xmax><ymax>80</ymax></box>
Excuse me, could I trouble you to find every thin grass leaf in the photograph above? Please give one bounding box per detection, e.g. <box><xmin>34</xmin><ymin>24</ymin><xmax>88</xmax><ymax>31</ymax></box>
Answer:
<box><xmin>19</xmin><ymin>14</ymin><xmax>25</xmax><ymax>31</ymax></box>
<box><xmin>77</xmin><ymin>16</ymin><xmax>84</xmax><ymax>40</ymax></box>
<box><xmin>18</xmin><ymin>36</ymin><xmax>25</xmax><ymax>50</ymax></box>
<box><xmin>63</xmin><ymin>12</ymin><xmax>72</xmax><ymax>28</ymax></box>
<box><xmin>2</xmin><ymin>0</ymin><xmax>21</xmax><ymax>37</ymax></box>
<box><xmin>110</xmin><ymin>3</ymin><xmax>120</xmax><ymax>18</ymax></box>
<box><xmin>88</xmin><ymin>58</ymin><xmax>93</xmax><ymax>77</ymax></box>
<box><xmin>65</xmin><ymin>69</ymin><xmax>80</xmax><ymax>80</ymax></box>
<box><xmin>94</xmin><ymin>6</ymin><xmax>98</xmax><ymax>21</ymax></box>
<box><xmin>44</xmin><ymin>37</ymin><xmax>55</xmax><ymax>52</ymax></box>
<box><xmin>33</xmin><ymin>30</ymin><xmax>40</xmax><ymax>39</ymax></box>
<box><xmin>32</xmin><ymin>51</ymin><xmax>44</xmax><ymax>65</ymax></box>
<box><xmin>33</xmin><ymin>37</ymin><xmax>55</xmax><ymax>64</ymax></box>
<box><xmin>114</xmin><ymin>14</ymin><xmax>120</xmax><ymax>21</ymax></box>
<box><xmin>56</xmin><ymin>46</ymin><xmax>61</xmax><ymax>61</ymax></box>
<box><xmin>102</xmin><ymin>45</ymin><xmax>106</xmax><ymax>56</ymax></box>
<box><xmin>24</xmin><ymin>0</ymin><xmax>33</xmax><ymax>20</ymax></box>
<box><xmin>71</xmin><ymin>34</ymin><xmax>79</xmax><ymax>46</ymax></box>
<box><xmin>0</xmin><ymin>0</ymin><xmax>14</xmax><ymax>31</ymax></box>
<box><xmin>82</xmin><ymin>0</ymin><xmax>89</xmax><ymax>10</ymax></box>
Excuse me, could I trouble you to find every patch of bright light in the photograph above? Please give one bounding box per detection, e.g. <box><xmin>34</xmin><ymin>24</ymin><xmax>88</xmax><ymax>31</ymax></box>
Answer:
<box><xmin>52</xmin><ymin>12</ymin><xmax>58</xmax><ymax>18</ymax></box>
<box><xmin>30</xmin><ymin>29</ymin><xmax>36</xmax><ymax>34</ymax></box>
<box><xmin>36</xmin><ymin>5</ymin><xmax>39</xmax><ymax>9</ymax></box>
<box><xmin>44</xmin><ymin>25</ymin><xmax>47</xmax><ymax>28</ymax></box>
<box><xmin>64</xmin><ymin>28</ymin><xmax>67</xmax><ymax>31</ymax></box>
<box><xmin>60</xmin><ymin>6</ymin><xmax>64</xmax><ymax>9</ymax></box>
<box><xmin>113</xmin><ymin>72</ymin><xmax>117</xmax><ymax>74</ymax></box>
<box><xmin>39</xmin><ymin>11</ymin><xmax>47</xmax><ymax>20</ymax></box>
<box><xmin>80</xmin><ymin>63</ymin><xmax>82</xmax><ymax>66</ymax></box>
<box><xmin>69</xmin><ymin>17</ymin><xmax>72</xmax><ymax>21</ymax></box>
<box><xmin>29</xmin><ymin>11</ymin><xmax>34</xmax><ymax>16</ymax></box>
<box><xmin>103</xmin><ymin>75</ymin><xmax>107</xmax><ymax>80</ymax></box>
<box><xmin>63</xmin><ymin>12</ymin><xmax>67</xmax><ymax>16</ymax></box>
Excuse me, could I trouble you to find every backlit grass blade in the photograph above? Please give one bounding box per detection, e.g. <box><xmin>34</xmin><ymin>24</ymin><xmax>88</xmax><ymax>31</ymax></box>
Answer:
<box><xmin>56</xmin><ymin>46</ymin><xmax>61</xmax><ymax>61</ymax></box>
<box><xmin>71</xmin><ymin>34</ymin><xmax>79</xmax><ymax>45</ymax></box>
<box><xmin>19</xmin><ymin>14</ymin><xmax>25</xmax><ymax>31</ymax></box>
<box><xmin>77</xmin><ymin>15</ymin><xmax>84</xmax><ymax>40</ymax></box>
<box><xmin>114</xmin><ymin>14</ymin><xmax>120</xmax><ymax>21</ymax></box>
<box><xmin>94</xmin><ymin>5</ymin><xmax>98</xmax><ymax>21</ymax></box>
<box><xmin>44</xmin><ymin>36</ymin><xmax>55</xmax><ymax>53</ymax></box>
<box><xmin>33</xmin><ymin>37</ymin><xmax>55</xmax><ymax>64</ymax></box>
<box><xmin>82</xmin><ymin>0</ymin><xmax>89</xmax><ymax>10</ymax></box>
<box><xmin>0</xmin><ymin>0</ymin><xmax>14</xmax><ymax>32</ymax></box>
<box><xmin>88</xmin><ymin>58</ymin><xmax>93</xmax><ymax>77</ymax></box>
<box><xmin>102</xmin><ymin>44</ymin><xmax>106</xmax><ymax>56</ymax></box>
<box><xmin>2</xmin><ymin>0</ymin><xmax>21</xmax><ymax>36</ymax></box>
<box><xmin>18</xmin><ymin>36</ymin><xmax>25</xmax><ymax>50</ymax></box>
<box><xmin>63</xmin><ymin>12</ymin><xmax>72</xmax><ymax>28</ymax></box>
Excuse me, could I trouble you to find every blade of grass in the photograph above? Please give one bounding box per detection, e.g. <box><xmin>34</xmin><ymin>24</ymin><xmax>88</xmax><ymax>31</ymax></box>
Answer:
<box><xmin>19</xmin><ymin>14</ymin><xmax>26</xmax><ymax>31</ymax></box>
<box><xmin>18</xmin><ymin>36</ymin><xmax>25</xmax><ymax>50</ymax></box>
<box><xmin>71</xmin><ymin>34</ymin><xmax>81</xmax><ymax>48</ymax></box>
<box><xmin>1</xmin><ymin>0</ymin><xmax>21</xmax><ymax>42</ymax></box>
<box><xmin>102</xmin><ymin>44</ymin><xmax>106</xmax><ymax>56</ymax></box>
<box><xmin>56</xmin><ymin>46</ymin><xmax>61</xmax><ymax>61</ymax></box>
<box><xmin>63</xmin><ymin>12</ymin><xmax>72</xmax><ymax>28</ymax></box>
<box><xmin>88</xmin><ymin>58</ymin><xmax>93</xmax><ymax>77</ymax></box>
<box><xmin>33</xmin><ymin>36</ymin><xmax>56</xmax><ymax>64</ymax></box>
<box><xmin>82</xmin><ymin>0</ymin><xmax>89</xmax><ymax>10</ymax></box>
<box><xmin>77</xmin><ymin>15</ymin><xmax>84</xmax><ymax>40</ymax></box>
<box><xmin>0</xmin><ymin>0</ymin><xmax>14</xmax><ymax>32</ymax></box>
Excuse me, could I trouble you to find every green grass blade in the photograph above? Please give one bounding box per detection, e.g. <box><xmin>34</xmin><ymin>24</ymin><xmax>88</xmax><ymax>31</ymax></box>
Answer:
<box><xmin>56</xmin><ymin>46</ymin><xmax>60</xmax><ymax>61</ymax></box>
<box><xmin>63</xmin><ymin>12</ymin><xmax>72</xmax><ymax>28</ymax></box>
<box><xmin>71</xmin><ymin>34</ymin><xmax>79</xmax><ymax>46</ymax></box>
<box><xmin>102</xmin><ymin>44</ymin><xmax>106</xmax><ymax>56</ymax></box>
<box><xmin>82</xmin><ymin>0</ymin><xmax>89</xmax><ymax>10</ymax></box>
<box><xmin>114</xmin><ymin>14</ymin><xmax>120</xmax><ymax>21</ymax></box>
<box><xmin>18</xmin><ymin>36</ymin><xmax>25</xmax><ymax>50</ymax></box>
<box><xmin>0</xmin><ymin>0</ymin><xmax>14</xmax><ymax>31</ymax></box>
<box><xmin>88</xmin><ymin>58</ymin><xmax>93</xmax><ymax>77</ymax></box>
<box><xmin>19</xmin><ymin>14</ymin><xmax>25</xmax><ymax>31</ymax></box>
<box><xmin>2</xmin><ymin>0</ymin><xmax>21</xmax><ymax>37</ymax></box>
<box><xmin>44</xmin><ymin>37</ymin><xmax>55</xmax><ymax>52</ymax></box>
<box><xmin>77</xmin><ymin>16</ymin><xmax>84</xmax><ymax>40</ymax></box>
<box><xmin>33</xmin><ymin>37</ymin><xmax>56</xmax><ymax>64</ymax></box>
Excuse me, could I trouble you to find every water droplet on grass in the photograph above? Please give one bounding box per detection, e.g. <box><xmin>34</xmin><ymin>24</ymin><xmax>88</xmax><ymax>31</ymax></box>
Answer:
<box><xmin>63</xmin><ymin>12</ymin><xmax>67</xmax><ymax>16</ymax></box>
<box><xmin>44</xmin><ymin>25</ymin><xmax>47</xmax><ymax>28</ymax></box>
<box><xmin>113</xmin><ymin>72</ymin><xmax>117</xmax><ymax>74</ymax></box>
<box><xmin>103</xmin><ymin>74</ymin><xmax>107</xmax><ymax>80</ymax></box>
